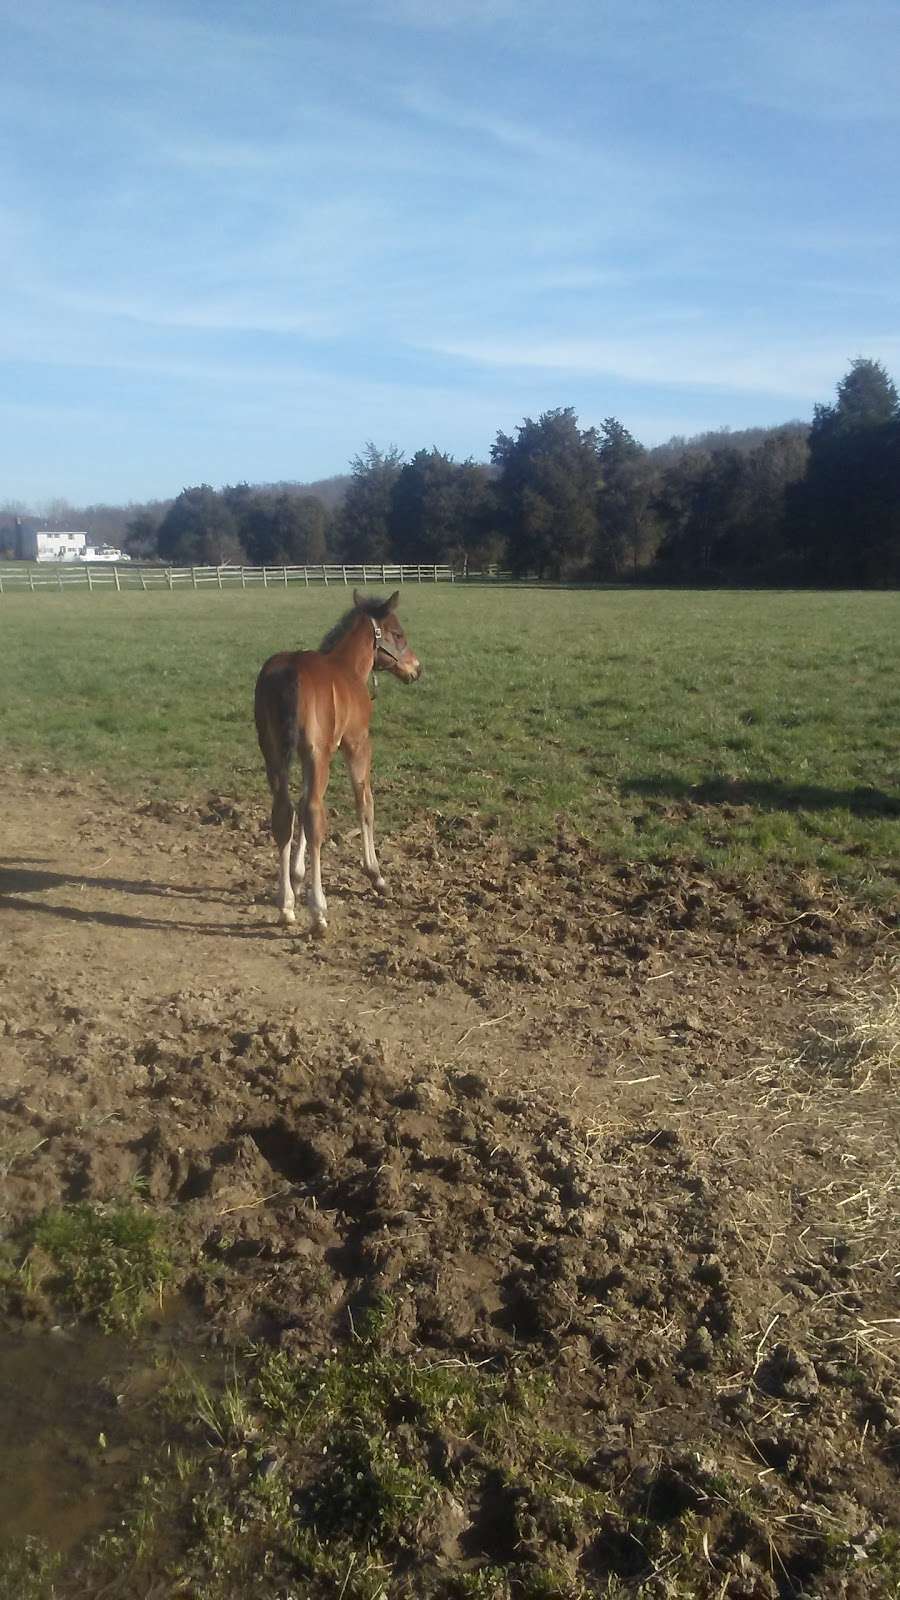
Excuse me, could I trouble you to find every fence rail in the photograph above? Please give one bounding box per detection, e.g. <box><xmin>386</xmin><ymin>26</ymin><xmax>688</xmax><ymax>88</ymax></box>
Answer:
<box><xmin>0</xmin><ymin>561</ymin><xmax>455</xmax><ymax>595</ymax></box>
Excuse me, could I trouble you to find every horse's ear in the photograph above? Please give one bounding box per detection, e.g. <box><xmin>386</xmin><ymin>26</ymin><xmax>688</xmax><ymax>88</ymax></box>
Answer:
<box><xmin>353</xmin><ymin>588</ymin><xmax>364</xmax><ymax>607</ymax></box>
<box><xmin>387</xmin><ymin>590</ymin><xmax>400</xmax><ymax>609</ymax></box>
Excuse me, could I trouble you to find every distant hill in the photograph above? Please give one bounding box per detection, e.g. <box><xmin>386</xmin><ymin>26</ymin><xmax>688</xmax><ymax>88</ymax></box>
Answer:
<box><xmin>260</xmin><ymin>474</ymin><xmax>351</xmax><ymax>509</ymax></box>
<box><xmin>651</xmin><ymin>420</ymin><xmax>809</xmax><ymax>466</ymax></box>
<box><xmin>0</xmin><ymin>477</ymin><xmax>350</xmax><ymax>556</ymax></box>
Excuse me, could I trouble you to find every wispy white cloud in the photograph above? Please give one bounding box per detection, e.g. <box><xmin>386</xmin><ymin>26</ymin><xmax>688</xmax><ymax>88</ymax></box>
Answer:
<box><xmin>726</xmin><ymin>2</ymin><xmax>900</xmax><ymax>122</ymax></box>
<box><xmin>367</xmin><ymin>0</ymin><xmax>522</xmax><ymax>29</ymax></box>
<box><xmin>0</xmin><ymin>0</ymin><xmax>274</xmax><ymax>73</ymax></box>
<box><xmin>155</xmin><ymin>114</ymin><xmax>476</xmax><ymax>185</ymax></box>
<box><xmin>0</xmin><ymin>202</ymin><xmax>34</xmax><ymax>260</ymax></box>
<box><xmin>792</xmin><ymin>277</ymin><xmax>900</xmax><ymax>303</ymax></box>
<box><xmin>399</xmin><ymin>85</ymin><xmax>576</xmax><ymax>161</ymax></box>
<box><xmin>160</xmin><ymin>137</ymin><xmax>291</xmax><ymax>175</ymax></box>
<box><xmin>395</xmin><ymin>79</ymin><xmax>719</xmax><ymax>210</ymax></box>
<box><xmin>561</xmin><ymin>0</ymin><xmax>900</xmax><ymax>124</ymax></box>
<box><xmin>41</xmin><ymin>286</ymin><xmax>341</xmax><ymax>338</ymax></box>
<box><xmin>418</xmin><ymin>330</ymin><xmax>900</xmax><ymax>401</ymax></box>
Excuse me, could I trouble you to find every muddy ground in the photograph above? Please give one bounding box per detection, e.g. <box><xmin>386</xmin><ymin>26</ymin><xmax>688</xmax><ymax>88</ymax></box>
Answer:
<box><xmin>0</xmin><ymin>766</ymin><xmax>898</xmax><ymax>1597</ymax></box>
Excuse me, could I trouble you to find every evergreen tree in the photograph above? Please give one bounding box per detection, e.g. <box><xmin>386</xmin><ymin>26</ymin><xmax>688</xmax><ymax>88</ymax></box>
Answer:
<box><xmin>389</xmin><ymin>450</ymin><xmax>496</xmax><ymax>567</ymax></box>
<box><xmin>293</xmin><ymin>495</ymin><xmax>329</xmax><ymax>564</ymax></box>
<box><xmin>390</xmin><ymin>449</ymin><xmax>460</xmax><ymax>562</ymax></box>
<box><xmin>123</xmin><ymin>509</ymin><xmax>162</xmax><ymax>559</ymax></box>
<box><xmin>491</xmin><ymin>408</ymin><xmax>600</xmax><ymax>578</ymax></box>
<box><xmin>812</xmin><ymin>357</ymin><xmax>899</xmax><ymax>441</ymax></box>
<box><xmin>789</xmin><ymin>358</ymin><xmax>900</xmax><ymax>581</ymax></box>
<box><xmin>156</xmin><ymin>486</ymin><xmax>243</xmax><ymax>565</ymax></box>
<box><xmin>336</xmin><ymin>444</ymin><xmax>403</xmax><ymax>562</ymax></box>
<box><xmin>595</xmin><ymin>418</ymin><xmax>659</xmax><ymax>576</ymax></box>
<box><xmin>231</xmin><ymin>490</ymin><xmax>329</xmax><ymax>566</ymax></box>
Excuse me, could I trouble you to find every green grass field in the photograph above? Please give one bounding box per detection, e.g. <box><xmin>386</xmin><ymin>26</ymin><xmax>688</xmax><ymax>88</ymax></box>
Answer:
<box><xmin>0</xmin><ymin>586</ymin><xmax>897</xmax><ymax>898</ymax></box>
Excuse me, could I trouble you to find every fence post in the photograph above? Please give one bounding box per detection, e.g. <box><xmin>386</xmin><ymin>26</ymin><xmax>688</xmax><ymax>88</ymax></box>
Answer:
<box><xmin>418</xmin><ymin>565</ymin><xmax>423</xmax><ymax>582</ymax></box>
<box><xmin>433</xmin><ymin>564</ymin><xmax>437</xmax><ymax>582</ymax></box>
<box><xmin>304</xmin><ymin>566</ymin><xmax>309</xmax><ymax>587</ymax></box>
<box><xmin>217</xmin><ymin>567</ymin><xmax>223</xmax><ymax>590</ymax></box>
<box><xmin>322</xmin><ymin>564</ymin><xmax>328</xmax><ymax>586</ymax></box>
<box><xmin>0</xmin><ymin>571</ymin><xmax>3</xmax><ymax>594</ymax></box>
<box><xmin>381</xmin><ymin>562</ymin><xmax>386</xmax><ymax>583</ymax></box>
<box><xmin>167</xmin><ymin>568</ymin><xmax>174</xmax><ymax>590</ymax></box>
<box><xmin>191</xmin><ymin>567</ymin><xmax>197</xmax><ymax>589</ymax></box>
<box><xmin>57</xmin><ymin>568</ymin><xmax>63</xmax><ymax>593</ymax></box>
<box><xmin>113</xmin><ymin>566</ymin><xmax>121</xmax><ymax>592</ymax></box>
<box><xmin>282</xmin><ymin>565</ymin><xmax>288</xmax><ymax>587</ymax></box>
<box><xmin>362</xmin><ymin>564</ymin><xmax>367</xmax><ymax>583</ymax></box>
<box><xmin>241</xmin><ymin>566</ymin><xmax>246</xmax><ymax>589</ymax></box>
<box><xmin>342</xmin><ymin>565</ymin><xmax>347</xmax><ymax>584</ymax></box>
<box><xmin>139</xmin><ymin>567</ymin><xmax>147</xmax><ymax>591</ymax></box>
<box><xmin>86</xmin><ymin>567</ymin><xmax>93</xmax><ymax>593</ymax></box>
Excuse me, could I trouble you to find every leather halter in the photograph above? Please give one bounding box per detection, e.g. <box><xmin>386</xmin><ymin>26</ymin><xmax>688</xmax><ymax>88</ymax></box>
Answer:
<box><xmin>369</xmin><ymin>615</ymin><xmax>404</xmax><ymax>665</ymax></box>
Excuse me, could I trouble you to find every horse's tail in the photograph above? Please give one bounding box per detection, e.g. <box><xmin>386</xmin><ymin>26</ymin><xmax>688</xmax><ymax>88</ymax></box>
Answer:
<box><xmin>255</xmin><ymin>656</ymin><xmax>300</xmax><ymax>792</ymax></box>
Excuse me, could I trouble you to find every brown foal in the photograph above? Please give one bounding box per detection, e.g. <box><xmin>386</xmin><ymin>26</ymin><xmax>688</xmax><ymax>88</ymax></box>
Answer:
<box><xmin>254</xmin><ymin>590</ymin><xmax>421</xmax><ymax>934</ymax></box>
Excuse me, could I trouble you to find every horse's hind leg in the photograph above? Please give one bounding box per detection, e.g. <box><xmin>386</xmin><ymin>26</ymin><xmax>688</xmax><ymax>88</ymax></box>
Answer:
<box><xmin>342</xmin><ymin>735</ymin><xmax>385</xmax><ymax>893</ymax></box>
<box><xmin>256</xmin><ymin>667</ymin><xmax>299</xmax><ymax>926</ymax></box>
<box><xmin>271</xmin><ymin>775</ymin><xmax>297</xmax><ymax>925</ymax></box>
<box><xmin>301</xmin><ymin>747</ymin><xmax>330</xmax><ymax>936</ymax></box>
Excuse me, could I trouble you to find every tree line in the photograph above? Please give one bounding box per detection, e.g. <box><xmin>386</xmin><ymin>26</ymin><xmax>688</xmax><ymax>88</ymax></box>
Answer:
<box><xmin>3</xmin><ymin>358</ymin><xmax>897</xmax><ymax>584</ymax></box>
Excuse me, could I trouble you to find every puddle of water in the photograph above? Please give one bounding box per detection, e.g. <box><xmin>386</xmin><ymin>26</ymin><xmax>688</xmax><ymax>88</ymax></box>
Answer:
<box><xmin>0</xmin><ymin>1307</ymin><xmax>212</xmax><ymax>1555</ymax></box>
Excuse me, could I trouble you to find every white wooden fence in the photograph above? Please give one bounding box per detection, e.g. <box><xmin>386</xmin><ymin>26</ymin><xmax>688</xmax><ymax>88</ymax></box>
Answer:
<box><xmin>0</xmin><ymin>561</ymin><xmax>455</xmax><ymax>595</ymax></box>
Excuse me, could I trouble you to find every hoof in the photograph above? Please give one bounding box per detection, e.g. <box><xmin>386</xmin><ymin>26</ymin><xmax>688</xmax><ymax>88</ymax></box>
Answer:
<box><xmin>279</xmin><ymin>907</ymin><xmax>297</xmax><ymax>926</ymax></box>
<box><xmin>373</xmin><ymin>876</ymin><xmax>387</xmax><ymax>894</ymax></box>
<box><xmin>310</xmin><ymin>915</ymin><xmax>328</xmax><ymax>939</ymax></box>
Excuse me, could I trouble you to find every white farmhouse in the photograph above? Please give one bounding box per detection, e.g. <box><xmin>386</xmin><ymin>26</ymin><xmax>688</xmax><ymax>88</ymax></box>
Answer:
<box><xmin>18</xmin><ymin>530</ymin><xmax>131</xmax><ymax>563</ymax></box>
<box><xmin>23</xmin><ymin>530</ymin><xmax>88</xmax><ymax>562</ymax></box>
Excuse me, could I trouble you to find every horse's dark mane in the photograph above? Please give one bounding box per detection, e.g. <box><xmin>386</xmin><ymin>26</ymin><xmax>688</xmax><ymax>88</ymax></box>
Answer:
<box><xmin>319</xmin><ymin>595</ymin><xmax>393</xmax><ymax>653</ymax></box>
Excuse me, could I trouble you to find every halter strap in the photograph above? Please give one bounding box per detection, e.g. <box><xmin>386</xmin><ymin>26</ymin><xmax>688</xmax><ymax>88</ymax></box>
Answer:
<box><xmin>369</xmin><ymin>615</ymin><xmax>404</xmax><ymax>664</ymax></box>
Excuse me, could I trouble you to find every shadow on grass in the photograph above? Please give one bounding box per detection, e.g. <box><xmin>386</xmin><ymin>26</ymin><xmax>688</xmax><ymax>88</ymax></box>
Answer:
<box><xmin>622</xmin><ymin>774</ymin><xmax>900</xmax><ymax>817</ymax></box>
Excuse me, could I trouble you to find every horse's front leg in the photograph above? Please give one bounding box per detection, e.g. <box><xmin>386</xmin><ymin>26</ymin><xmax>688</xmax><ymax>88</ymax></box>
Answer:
<box><xmin>301</xmin><ymin>748</ymin><xmax>330</xmax><ymax>936</ymax></box>
<box><xmin>342</xmin><ymin>735</ymin><xmax>385</xmax><ymax>894</ymax></box>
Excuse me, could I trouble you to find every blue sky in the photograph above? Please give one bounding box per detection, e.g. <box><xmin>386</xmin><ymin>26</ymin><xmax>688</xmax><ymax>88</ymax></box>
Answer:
<box><xmin>2</xmin><ymin>0</ymin><xmax>899</xmax><ymax>504</ymax></box>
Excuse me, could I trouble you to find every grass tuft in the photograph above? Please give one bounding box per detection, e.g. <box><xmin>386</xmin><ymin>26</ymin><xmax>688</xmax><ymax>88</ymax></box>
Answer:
<box><xmin>0</xmin><ymin>1538</ymin><xmax>60</xmax><ymax>1600</ymax></box>
<box><xmin>71</xmin><ymin>1328</ymin><xmax>609</xmax><ymax>1597</ymax></box>
<box><xmin>26</xmin><ymin>1202</ymin><xmax>171</xmax><ymax>1332</ymax></box>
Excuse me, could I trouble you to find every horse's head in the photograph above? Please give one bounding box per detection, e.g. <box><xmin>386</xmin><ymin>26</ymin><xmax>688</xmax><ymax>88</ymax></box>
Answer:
<box><xmin>354</xmin><ymin>589</ymin><xmax>421</xmax><ymax>683</ymax></box>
